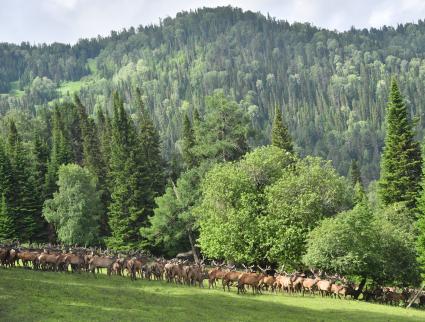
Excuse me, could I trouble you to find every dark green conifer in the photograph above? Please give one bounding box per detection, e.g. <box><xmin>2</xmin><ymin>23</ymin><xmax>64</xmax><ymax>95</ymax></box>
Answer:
<box><xmin>107</xmin><ymin>92</ymin><xmax>144</xmax><ymax>249</ymax></box>
<box><xmin>0</xmin><ymin>193</ymin><xmax>14</xmax><ymax>241</ymax></box>
<box><xmin>181</xmin><ymin>113</ymin><xmax>196</xmax><ymax>168</ymax></box>
<box><xmin>379</xmin><ymin>78</ymin><xmax>422</xmax><ymax>209</ymax></box>
<box><xmin>271</xmin><ymin>106</ymin><xmax>293</xmax><ymax>153</ymax></box>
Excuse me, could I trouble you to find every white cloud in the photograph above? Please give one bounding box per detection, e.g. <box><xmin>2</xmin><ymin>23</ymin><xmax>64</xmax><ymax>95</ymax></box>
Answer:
<box><xmin>0</xmin><ymin>0</ymin><xmax>424</xmax><ymax>44</ymax></box>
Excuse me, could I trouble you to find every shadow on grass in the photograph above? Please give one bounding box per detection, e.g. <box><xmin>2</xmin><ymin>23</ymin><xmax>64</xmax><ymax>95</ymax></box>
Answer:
<box><xmin>0</xmin><ymin>268</ymin><xmax>423</xmax><ymax>322</ymax></box>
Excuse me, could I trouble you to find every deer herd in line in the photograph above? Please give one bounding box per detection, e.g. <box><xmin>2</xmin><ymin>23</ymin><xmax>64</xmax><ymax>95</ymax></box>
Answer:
<box><xmin>1</xmin><ymin>245</ymin><xmax>424</xmax><ymax>307</ymax></box>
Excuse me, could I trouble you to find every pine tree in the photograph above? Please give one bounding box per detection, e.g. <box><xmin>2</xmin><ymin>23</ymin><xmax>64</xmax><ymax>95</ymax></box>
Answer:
<box><xmin>271</xmin><ymin>106</ymin><xmax>293</xmax><ymax>152</ymax></box>
<box><xmin>107</xmin><ymin>92</ymin><xmax>145</xmax><ymax>249</ymax></box>
<box><xmin>32</xmin><ymin>134</ymin><xmax>49</xmax><ymax>241</ymax></box>
<box><xmin>0</xmin><ymin>193</ymin><xmax>14</xmax><ymax>241</ymax></box>
<box><xmin>0</xmin><ymin>142</ymin><xmax>13</xmax><ymax>241</ymax></box>
<box><xmin>97</xmin><ymin>108</ymin><xmax>112</xmax><ymax>167</ymax></box>
<box><xmin>349</xmin><ymin>160</ymin><xmax>363</xmax><ymax>187</ymax></box>
<box><xmin>6</xmin><ymin>121</ymin><xmax>40</xmax><ymax>242</ymax></box>
<box><xmin>33</xmin><ymin>134</ymin><xmax>49</xmax><ymax>199</ymax></box>
<box><xmin>181</xmin><ymin>113</ymin><xmax>196</xmax><ymax>168</ymax></box>
<box><xmin>75</xmin><ymin>95</ymin><xmax>109</xmax><ymax>237</ymax></box>
<box><xmin>44</xmin><ymin>105</ymin><xmax>73</xmax><ymax>198</ymax></box>
<box><xmin>379</xmin><ymin>78</ymin><xmax>422</xmax><ymax>209</ymax></box>
<box><xmin>134</xmin><ymin>89</ymin><xmax>165</xmax><ymax>242</ymax></box>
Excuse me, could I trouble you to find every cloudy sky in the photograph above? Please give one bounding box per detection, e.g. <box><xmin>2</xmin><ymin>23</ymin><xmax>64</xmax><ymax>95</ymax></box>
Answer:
<box><xmin>1</xmin><ymin>0</ymin><xmax>425</xmax><ymax>44</ymax></box>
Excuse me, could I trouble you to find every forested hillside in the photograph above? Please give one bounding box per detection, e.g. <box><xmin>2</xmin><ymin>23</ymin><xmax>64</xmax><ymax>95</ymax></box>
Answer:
<box><xmin>2</xmin><ymin>7</ymin><xmax>425</xmax><ymax>180</ymax></box>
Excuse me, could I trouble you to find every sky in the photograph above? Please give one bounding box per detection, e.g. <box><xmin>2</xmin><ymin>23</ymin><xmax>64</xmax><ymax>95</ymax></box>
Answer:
<box><xmin>1</xmin><ymin>0</ymin><xmax>425</xmax><ymax>44</ymax></box>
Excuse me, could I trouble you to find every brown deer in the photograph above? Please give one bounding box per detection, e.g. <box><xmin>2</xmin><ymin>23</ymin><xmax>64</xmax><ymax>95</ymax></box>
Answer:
<box><xmin>222</xmin><ymin>267</ymin><xmax>242</xmax><ymax>292</ymax></box>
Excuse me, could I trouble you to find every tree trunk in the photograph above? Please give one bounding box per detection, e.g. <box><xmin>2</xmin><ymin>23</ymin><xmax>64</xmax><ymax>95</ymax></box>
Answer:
<box><xmin>354</xmin><ymin>278</ymin><xmax>367</xmax><ymax>300</ymax></box>
<box><xmin>187</xmin><ymin>229</ymin><xmax>199</xmax><ymax>264</ymax></box>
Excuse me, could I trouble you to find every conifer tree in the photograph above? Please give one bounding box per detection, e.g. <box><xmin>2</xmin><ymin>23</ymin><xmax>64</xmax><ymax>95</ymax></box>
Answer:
<box><xmin>75</xmin><ymin>95</ymin><xmax>109</xmax><ymax>236</ymax></box>
<box><xmin>0</xmin><ymin>193</ymin><xmax>14</xmax><ymax>241</ymax></box>
<box><xmin>349</xmin><ymin>160</ymin><xmax>363</xmax><ymax>187</ymax></box>
<box><xmin>0</xmin><ymin>142</ymin><xmax>13</xmax><ymax>241</ymax></box>
<box><xmin>135</xmin><ymin>89</ymin><xmax>165</xmax><ymax>235</ymax></box>
<box><xmin>32</xmin><ymin>134</ymin><xmax>49</xmax><ymax>241</ymax></box>
<box><xmin>107</xmin><ymin>92</ymin><xmax>145</xmax><ymax>249</ymax></box>
<box><xmin>271</xmin><ymin>106</ymin><xmax>293</xmax><ymax>153</ymax></box>
<box><xmin>97</xmin><ymin>109</ymin><xmax>112</xmax><ymax>167</ymax></box>
<box><xmin>33</xmin><ymin>134</ymin><xmax>49</xmax><ymax>199</ymax></box>
<box><xmin>75</xmin><ymin>96</ymin><xmax>107</xmax><ymax>181</ymax></box>
<box><xmin>44</xmin><ymin>105</ymin><xmax>73</xmax><ymax>198</ymax></box>
<box><xmin>379</xmin><ymin>78</ymin><xmax>422</xmax><ymax>209</ymax></box>
<box><xmin>181</xmin><ymin>113</ymin><xmax>196</xmax><ymax>168</ymax></box>
<box><xmin>6</xmin><ymin>121</ymin><xmax>40</xmax><ymax>242</ymax></box>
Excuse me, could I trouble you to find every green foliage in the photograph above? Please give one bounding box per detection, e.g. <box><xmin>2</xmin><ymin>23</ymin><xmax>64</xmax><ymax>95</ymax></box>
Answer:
<box><xmin>304</xmin><ymin>202</ymin><xmax>420</xmax><ymax>285</ymax></box>
<box><xmin>5</xmin><ymin>8</ymin><xmax>425</xmax><ymax>181</ymax></box>
<box><xmin>6</xmin><ymin>121</ymin><xmax>42</xmax><ymax>242</ymax></box>
<box><xmin>198</xmin><ymin>146</ymin><xmax>300</xmax><ymax>264</ymax></box>
<box><xmin>349</xmin><ymin>159</ymin><xmax>362</xmax><ymax>187</ymax></box>
<box><xmin>264</xmin><ymin>156</ymin><xmax>353</xmax><ymax>268</ymax></box>
<box><xmin>26</xmin><ymin>76</ymin><xmax>58</xmax><ymax>104</ymax></box>
<box><xmin>271</xmin><ymin>106</ymin><xmax>293</xmax><ymax>152</ymax></box>
<box><xmin>193</xmin><ymin>92</ymin><xmax>249</xmax><ymax>163</ymax></box>
<box><xmin>43</xmin><ymin>164</ymin><xmax>102</xmax><ymax>245</ymax></box>
<box><xmin>44</xmin><ymin>105</ymin><xmax>74</xmax><ymax>198</ymax></box>
<box><xmin>135</xmin><ymin>89</ymin><xmax>165</xmax><ymax>216</ymax></box>
<box><xmin>379</xmin><ymin>78</ymin><xmax>422</xmax><ymax>209</ymax></box>
<box><xmin>0</xmin><ymin>193</ymin><xmax>14</xmax><ymax>241</ymax></box>
<box><xmin>303</xmin><ymin>203</ymin><xmax>377</xmax><ymax>277</ymax></box>
<box><xmin>142</xmin><ymin>163</ymin><xmax>209</xmax><ymax>256</ymax></box>
<box><xmin>107</xmin><ymin>91</ymin><xmax>164</xmax><ymax>250</ymax></box>
<box><xmin>181</xmin><ymin>113</ymin><xmax>196</xmax><ymax>168</ymax></box>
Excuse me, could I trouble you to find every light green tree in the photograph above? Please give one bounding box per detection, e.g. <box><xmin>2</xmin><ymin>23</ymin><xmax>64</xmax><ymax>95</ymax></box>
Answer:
<box><xmin>43</xmin><ymin>164</ymin><xmax>102</xmax><ymax>245</ymax></box>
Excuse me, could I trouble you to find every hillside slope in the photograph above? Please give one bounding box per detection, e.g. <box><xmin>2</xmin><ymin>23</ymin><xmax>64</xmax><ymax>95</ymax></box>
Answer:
<box><xmin>2</xmin><ymin>6</ymin><xmax>425</xmax><ymax>180</ymax></box>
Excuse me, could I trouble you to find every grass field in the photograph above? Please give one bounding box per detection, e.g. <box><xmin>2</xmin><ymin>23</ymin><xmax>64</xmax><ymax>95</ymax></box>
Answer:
<box><xmin>0</xmin><ymin>268</ymin><xmax>424</xmax><ymax>322</ymax></box>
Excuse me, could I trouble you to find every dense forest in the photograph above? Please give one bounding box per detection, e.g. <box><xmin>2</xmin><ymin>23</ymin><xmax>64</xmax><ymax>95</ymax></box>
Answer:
<box><xmin>2</xmin><ymin>7</ymin><xmax>425</xmax><ymax>180</ymax></box>
<box><xmin>1</xmin><ymin>6</ymin><xmax>425</xmax><ymax>287</ymax></box>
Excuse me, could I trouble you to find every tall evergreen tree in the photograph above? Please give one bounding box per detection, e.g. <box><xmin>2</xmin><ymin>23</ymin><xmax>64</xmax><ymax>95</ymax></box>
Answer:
<box><xmin>44</xmin><ymin>105</ymin><xmax>73</xmax><ymax>198</ymax></box>
<box><xmin>181</xmin><ymin>113</ymin><xmax>196</xmax><ymax>168</ymax></box>
<box><xmin>107</xmin><ymin>92</ymin><xmax>145</xmax><ymax>249</ymax></box>
<box><xmin>0</xmin><ymin>193</ymin><xmax>14</xmax><ymax>241</ymax></box>
<box><xmin>6</xmin><ymin>121</ymin><xmax>40</xmax><ymax>242</ymax></box>
<box><xmin>349</xmin><ymin>160</ymin><xmax>363</xmax><ymax>187</ymax></box>
<box><xmin>75</xmin><ymin>95</ymin><xmax>109</xmax><ymax>236</ymax></box>
<box><xmin>135</xmin><ymin>89</ymin><xmax>165</xmax><ymax>239</ymax></box>
<box><xmin>378</xmin><ymin>78</ymin><xmax>422</xmax><ymax>209</ymax></box>
<box><xmin>0</xmin><ymin>142</ymin><xmax>13</xmax><ymax>241</ymax></box>
<box><xmin>32</xmin><ymin>134</ymin><xmax>49</xmax><ymax>241</ymax></box>
<box><xmin>271</xmin><ymin>106</ymin><xmax>293</xmax><ymax>153</ymax></box>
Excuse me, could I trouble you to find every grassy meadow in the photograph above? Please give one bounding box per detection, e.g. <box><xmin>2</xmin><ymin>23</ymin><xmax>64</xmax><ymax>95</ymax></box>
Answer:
<box><xmin>0</xmin><ymin>268</ymin><xmax>424</xmax><ymax>322</ymax></box>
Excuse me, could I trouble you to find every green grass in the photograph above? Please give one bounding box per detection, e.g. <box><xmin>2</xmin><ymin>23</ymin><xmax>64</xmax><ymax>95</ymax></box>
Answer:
<box><xmin>58</xmin><ymin>80</ymin><xmax>85</xmax><ymax>96</ymax></box>
<box><xmin>8</xmin><ymin>81</ymin><xmax>25</xmax><ymax>97</ymax></box>
<box><xmin>0</xmin><ymin>268</ymin><xmax>424</xmax><ymax>322</ymax></box>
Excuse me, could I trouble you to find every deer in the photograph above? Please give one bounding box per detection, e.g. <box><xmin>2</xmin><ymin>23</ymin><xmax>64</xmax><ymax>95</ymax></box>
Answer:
<box><xmin>222</xmin><ymin>265</ymin><xmax>243</xmax><ymax>292</ymax></box>
<box><xmin>258</xmin><ymin>265</ymin><xmax>275</xmax><ymax>292</ymax></box>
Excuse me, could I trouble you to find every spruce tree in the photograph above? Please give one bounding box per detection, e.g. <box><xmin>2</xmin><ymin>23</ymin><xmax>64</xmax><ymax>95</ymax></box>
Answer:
<box><xmin>32</xmin><ymin>134</ymin><xmax>49</xmax><ymax>241</ymax></box>
<box><xmin>44</xmin><ymin>105</ymin><xmax>73</xmax><ymax>198</ymax></box>
<box><xmin>0</xmin><ymin>193</ymin><xmax>14</xmax><ymax>241</ymax></box>
<box><xmin>6</xmin><ymin>121</ymin><xmax>40</xmax><ymax>242</ymax></box>
<box><xmin>181</xmin><ymin>113</ymin><xmax>196</xmax><ymax>168</ymax></box>
<box><xmin>75</xmin><ymin>95</ymin><xmax>109</xmax><ymax>236</ymax></box>
<box><xmin>0</xmin><ymin>142</ymin><xmax>13</xmax><ymax>241</ymax></box>
<box><xmin>379</xmin><ymin>78</ymin><xmax>422</xmax><ymax>209</ymax></box>
<box><xmin>349</xmin><ymin>160</ymin><xmax>363</xmax><ymax>187</ymax></box>
<box><xmin>135</xmin><ymin>89</ymin><xmax>165</xmax><ymax>239</ymax></box>
<box><xmin>271</xmin><ymin>106</ymin><xmax>293</xmax><ymax>152</ymax></box>
<box><xmin>107</xmin><ymin>92</ymin><xmax>145</xmax><ymax>249</ymax></box>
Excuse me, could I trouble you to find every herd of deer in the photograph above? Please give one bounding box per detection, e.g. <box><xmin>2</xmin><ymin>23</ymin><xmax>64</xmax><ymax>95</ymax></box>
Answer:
<box><xmin>1</xmin><ymin>245</ymin><xmax>424</xmax><ymax>307</ymax></box>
